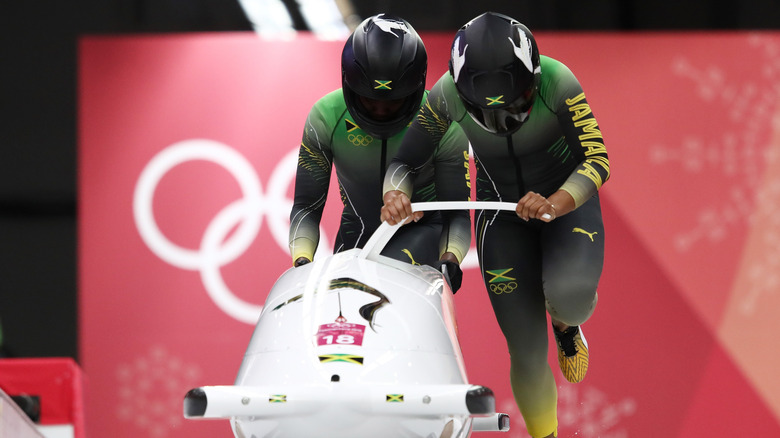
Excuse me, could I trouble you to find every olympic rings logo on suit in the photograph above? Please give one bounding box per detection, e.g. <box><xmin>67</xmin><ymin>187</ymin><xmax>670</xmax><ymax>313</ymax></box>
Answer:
<box><xmin>132</xmin><ymin>139</ymin><xmax>331</xmax><ymax>324</ymax></box>
<box><xmin>489</xmin><ymin>282</ymin><xmax>518</xmax><ymax>294</ymax></box>
<box><xmin>347</xmin><ymin>133</ymin><xmax>373</xmax><ymax>146</ymax></box>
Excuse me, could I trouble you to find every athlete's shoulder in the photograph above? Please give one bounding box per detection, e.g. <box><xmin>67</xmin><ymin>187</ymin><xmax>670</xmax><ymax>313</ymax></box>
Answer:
<box><xmin>540</xmin><ymin>56</ymin><xmax>578</xmax><ymax>83</ymax></box>
<box><xmin>311</xmin><ymin>89</ymin><xmax>347</xmax><ymax>113</ymax></box>
<box><xmin>427</xmin><ymin>72</ymin><xmax>467</xmax><ymax>123</ymax></box>
<box><xmin>538</xmin><ymin>55</ymin><xmax>583</xmax><ymax>110</ymax></box>
<box><xmin>308</xmin><ymin>89</ymin><xmax>347</xmax><ymax>123</ymax></box>
<box><xmin>438</xmin><ymin>119</ymin><xmax>468</xmax><ymax>152</ymax></box>
<box><xmin>303</xmin><ymin>89</ymin><xmax>348</xmax><ymax>148</ymax></box>
<box><xmin>433</xmin><ymin>71</ymin><xmax>457</xmax><ymax>96</ymax></box>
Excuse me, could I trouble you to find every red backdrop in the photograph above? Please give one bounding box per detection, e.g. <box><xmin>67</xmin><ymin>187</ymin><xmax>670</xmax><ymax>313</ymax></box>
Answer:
<box><xmin>79</xmin><ymin>31</ymin><xmax>780</xmax><ymax>437</ymax></box>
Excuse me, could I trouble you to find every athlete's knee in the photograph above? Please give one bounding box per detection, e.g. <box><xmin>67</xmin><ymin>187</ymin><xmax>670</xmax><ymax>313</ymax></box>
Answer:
<box><xmin>545</xmin><ymin>280</ymin><xmax>598</xmax><ymax>326</ymax></box>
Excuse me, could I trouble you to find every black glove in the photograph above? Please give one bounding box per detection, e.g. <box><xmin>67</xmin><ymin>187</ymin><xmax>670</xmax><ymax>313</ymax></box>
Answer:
<box><xmin>294</xmin><ymin>257</ymin><xmax>311</xmax><ymax>267</ymax></box>
<box><xmin>431</xmin><ymin>260</ymin><xmax>463</xmax><ymax>294</ymax></box>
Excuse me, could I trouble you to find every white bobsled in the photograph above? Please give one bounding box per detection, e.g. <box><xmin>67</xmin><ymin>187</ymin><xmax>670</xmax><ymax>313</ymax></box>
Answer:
<box><xmin>184</xmin><ymin>202</ymin><xmax>517</xmax><ymax>438</ymax></box>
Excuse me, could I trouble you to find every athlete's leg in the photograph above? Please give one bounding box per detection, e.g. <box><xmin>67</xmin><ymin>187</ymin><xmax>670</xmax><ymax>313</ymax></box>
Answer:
<box><xmin>476</xmin><ymin>211</ymin><xmax>557</xmax><ymax>438</ymax></box>
<box><xmin>540</xmin><ymin>195</ymin><xmax>604</xmax><ymax>384</ymax></box>
<box><xmin>381</xmin><ymin>220</ymin><xmax>442</xmax><ymax>266</ymax></box>
<box><xmin>541</xmin><ymin>194</ymin><xmax>604</xmax><ymax>327</ymax></box>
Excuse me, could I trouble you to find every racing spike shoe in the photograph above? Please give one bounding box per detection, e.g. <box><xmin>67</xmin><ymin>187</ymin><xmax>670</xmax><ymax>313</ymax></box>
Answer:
<box><xmin>553</xmin><ymin>324</ymin><xmax>589</xmax><ymax>383</ymax></box>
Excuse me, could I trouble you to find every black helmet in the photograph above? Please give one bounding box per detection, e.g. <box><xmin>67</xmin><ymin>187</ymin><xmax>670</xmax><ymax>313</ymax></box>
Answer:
<box><xmin>341</xmin><ymin>14</ymin><xmax>427</xmax><ymax>139</ymax></box>
<box><xmin>449</xmin><ymin>12</ymin><xmax>541</xmax><ymax>136</ymax></box>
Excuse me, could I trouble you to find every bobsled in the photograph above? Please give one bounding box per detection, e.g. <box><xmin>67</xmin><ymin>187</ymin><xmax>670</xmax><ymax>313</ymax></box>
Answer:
<box><xmin>184</xmin><ymin>202</ymin><xmax>518</xmax><ymax>438</ymax></box>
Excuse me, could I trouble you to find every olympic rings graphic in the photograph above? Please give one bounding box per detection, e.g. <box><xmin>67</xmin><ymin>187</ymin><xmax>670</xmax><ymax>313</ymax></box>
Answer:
<box><xmin>347</xmin><ymin>133</ymin><xmax>373</xmax><ymax>146</ymax></box>
<box><xmin>133</xmin><ymin>139</ymin><xmax>330</xmax><ymax>324</ymax></box>
<box><xmin>133</xmin><ymin>138</ymin><xmax>479</xmax><ymax>324</ymax></box>
<box><xmin>489</xmin><ymin>282</ymin><xmax>518</xmax><ymax>295</ymax></box>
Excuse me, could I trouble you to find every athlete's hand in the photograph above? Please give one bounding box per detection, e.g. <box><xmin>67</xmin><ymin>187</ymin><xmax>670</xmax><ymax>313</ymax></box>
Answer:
<box><xmin>381</xmin><ymin>190</ymin><xmax>422</xmax><ymax>225</ymax></box>
<box><xmin>516</xmin><ymin>191</ymin><xmax>557</xmax><ymax>223</ymax></box>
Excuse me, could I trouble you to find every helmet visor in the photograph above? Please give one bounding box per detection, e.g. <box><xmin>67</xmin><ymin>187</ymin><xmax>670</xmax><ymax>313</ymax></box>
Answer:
<box><xmin>345</xmin><ymin>88</ymin><xmax>422</xmax><ymax>138</ymax></box>
<box><xmin>462</xmin><ymin>88</ymin><xmax>536</xmax><ymax>136</ymax></box>
<box><xmin>356</xmin><ymin>95</ymin><xmax>408</xmax><ymax>122</ymax></box>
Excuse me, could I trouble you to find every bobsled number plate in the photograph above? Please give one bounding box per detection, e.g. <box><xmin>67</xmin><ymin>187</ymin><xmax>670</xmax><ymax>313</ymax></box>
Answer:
<box><xmin>316</xmin><ymin>322</ymin><xmax>366</xmax><ymax>346</ymax></box>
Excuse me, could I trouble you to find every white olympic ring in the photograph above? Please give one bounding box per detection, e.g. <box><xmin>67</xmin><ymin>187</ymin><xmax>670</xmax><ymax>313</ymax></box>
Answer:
<box><xmin>134</xmin><ymin>140</ymin><xmax>263</xmax><ymax>270</ymax></box>
<box><xmin>133</xmin><ymin>139</ymin><xmax>331</xmax><ymax>324</ymax></box>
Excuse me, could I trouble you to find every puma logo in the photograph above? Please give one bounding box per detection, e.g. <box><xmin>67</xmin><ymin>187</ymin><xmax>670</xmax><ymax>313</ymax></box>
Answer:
<box><xmin>572</xmin><ymin>227</ymin><xmax>598</xmax><ymax>242</ymax></box>
<box><xmin>401</xmin><ymin>249</ymin><xmax>420</xmax><ymax>265</ymax></box>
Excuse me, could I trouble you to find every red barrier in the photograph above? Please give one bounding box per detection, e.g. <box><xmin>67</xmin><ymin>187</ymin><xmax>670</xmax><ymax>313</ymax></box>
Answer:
<box><xmin>0</xmin><ymin>358</ymin><xmax>84</xmax><ymax>438</ymax></box>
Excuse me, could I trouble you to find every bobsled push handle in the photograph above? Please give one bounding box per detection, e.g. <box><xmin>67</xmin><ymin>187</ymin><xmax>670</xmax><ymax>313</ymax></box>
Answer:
<box><xmin>359</xmin><ymin>201</ymin><xmax>517</xmax><ymax>261</ymax></box>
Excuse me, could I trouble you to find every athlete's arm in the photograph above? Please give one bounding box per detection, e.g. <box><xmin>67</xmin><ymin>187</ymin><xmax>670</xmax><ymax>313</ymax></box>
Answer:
<box><xmin>433</xmin><ymin>122</ymin><xmax>472</xmax><ymax>263</ymax></box>
<box><xmin>289</xmin><ymin>106</ymin><xmax>334</xmax><ymax>265</ymax></box>
<box><xmin>557</xmin><ymin>91</ymin><xmax>609</xmax><ymax>208</ymax></box>
<box><xmin>382</xmin><ymin>80</ymin><xmax>453</xmax><ymax>225</ymax></box>
<box><xmin>548</xmin><ymin>59</ymin><xmax>610</xmax><ymax>209</ymax></box>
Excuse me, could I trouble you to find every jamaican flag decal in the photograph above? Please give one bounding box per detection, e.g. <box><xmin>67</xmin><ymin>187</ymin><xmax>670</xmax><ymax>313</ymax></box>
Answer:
<box><xmin>345</xmin><ymin>119</ymin><xmax>359</xmax><ymax>132</ymax></box>
<box><xmin>318</xmin><ymin>353</ymin><xmax>364</xmax><ymax>365</ymax></box>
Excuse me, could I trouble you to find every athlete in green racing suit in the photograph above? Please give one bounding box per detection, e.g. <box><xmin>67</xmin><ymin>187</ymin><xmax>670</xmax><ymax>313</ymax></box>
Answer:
<box><xmin>381</xmin><ymin>12</ymin><xmax>610</xmax><ymax>437</ymax></box>
<box><xmin>289</xmin><ymin>14</ymin><xmax>471</xmax><ymax>290</ymax></box>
